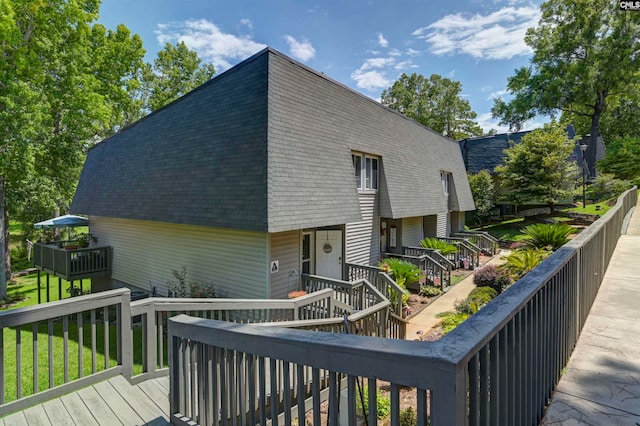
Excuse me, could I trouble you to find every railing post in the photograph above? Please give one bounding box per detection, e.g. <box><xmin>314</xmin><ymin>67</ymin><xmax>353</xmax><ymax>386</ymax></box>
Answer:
<box><xmin>120</xmin><ymin>290</ymin><xmax>133</xmax><ymax>380</ymax></box>
<box><xmin>429</xmin><ymin>363</ymin><xmax>467</xmax><ymax>425</ymax></box>
<box><xmin>144</xmin><ymin>302</ymin><xmax>158</xmax><ymax>378</ymax></box>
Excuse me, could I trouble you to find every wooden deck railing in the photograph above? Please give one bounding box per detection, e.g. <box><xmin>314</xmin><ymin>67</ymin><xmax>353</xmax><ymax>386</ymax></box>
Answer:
<box><xmin>451</xmin><ymin>231</ymin><xmax>499</xmax><ymax>255</ymax></box>
<box><xmin>167</xmin><ymin>187</ymin><xmax>637</xmax><ymax>426</ymax></box>
<box><xmin>383</xmin><ymin>251</ymin><xmax>452</xmax><ymax>292</ymax></box>
<box><xmin>0</xmin><ymin>289</ymin><xmax>132</xmax><ymax>417</ymax></box>
<box><xmin>32</xmin><ymin>243</ymin><xmax>112</xmax><ymax>281</ymax></box>
<box><xmin>343</xmin><ymin>264</ymin><xmax>406</xmax><ymax>315</ymax></box>
<box><xmin>439</xmin><ymin>237</ymin><xmax>481</xmax><ymax>269</ymax></box>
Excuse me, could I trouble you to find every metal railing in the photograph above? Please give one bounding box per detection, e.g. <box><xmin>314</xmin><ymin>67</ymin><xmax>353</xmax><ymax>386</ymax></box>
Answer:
<box><xmin>440</xmin><ymin>237</ymin><xmax>481</xmax><ymax>269</ymax></box>
<box><xmin>167</xmin><ymin>187</ymin><xmax>637</xmax><ymax>426</ymax></box>
<box><xmin>343</xmin><ymin>263</ymin><xmax>407</xmax><ymax>316</ymax></box>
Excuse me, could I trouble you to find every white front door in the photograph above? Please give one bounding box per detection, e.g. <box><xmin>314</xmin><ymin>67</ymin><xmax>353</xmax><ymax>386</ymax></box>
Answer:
<box><xmin>315</xmin><ymin>230</ymin><xmax>343</xmax><ymax>279</ymax></box>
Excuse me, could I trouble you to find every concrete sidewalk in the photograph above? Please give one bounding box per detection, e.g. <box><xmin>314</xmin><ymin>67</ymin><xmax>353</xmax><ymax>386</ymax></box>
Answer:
<box><xmin>541</xmin><ymin>207</ymin><xmax>640</xmax><ymax>424</ymax></box>
<box><xmin>405</xmin><ymin>253</ymin><xmax>507</xmax><ymax>340</ymax></box>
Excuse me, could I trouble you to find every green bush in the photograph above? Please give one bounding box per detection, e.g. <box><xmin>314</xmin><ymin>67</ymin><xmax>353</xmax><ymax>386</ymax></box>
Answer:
<box><xmin>168</xmin><ymin>265</ymin><xmax>220</xmax><ymax>298</ymax></box>
<box><xmin>400</xmin><ymin>407</ymin><xmax>418</xmax><ymax>426</ymax></box>
<box><xmin>468</xmin><ymin>286</ymin><xmax>498</xmax><ymax>306</ymax></box>
<box><xmin>419</xmin><ymin>237</ymin><xmax>458</xmax><ymax>255</ymax></box>
<box><xmin>501</xmin><ymin>248</ymin><xmax>549</xmax><ymax>280</ymax></box>
<box><xmin>473</xmin><ymin>264</ymin><xmax>511</xmax><ymax>294</ymax></box>
<box><xmin>521</xmin><ymin>223</ymin><xmax>576</xmax><ymax>251</ymax></box>
<box><xmin>357</xmin><ymin>386</ymin><xmax>391</xmax><ymax>420</ymax></box>
<box><xmin>437</xmin><ymin>311</ymin><xmax>471</xmax><ymax>334</ymax></box>
<box><xmin>379</xmin><ymin>258</ymin><xmax>423</xmax><ymax>289</ymax></box>
<box><xmin>419</xmin><ymin>285</ymin><xmax>442</xmax><ymax>298</ymax></box>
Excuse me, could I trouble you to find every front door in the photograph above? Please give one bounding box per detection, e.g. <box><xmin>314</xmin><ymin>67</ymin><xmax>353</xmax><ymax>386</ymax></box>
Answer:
<box><xmin>315</xmin><ymin>230</ymin><xmax>343</xmax><ymax>279</ymax></box>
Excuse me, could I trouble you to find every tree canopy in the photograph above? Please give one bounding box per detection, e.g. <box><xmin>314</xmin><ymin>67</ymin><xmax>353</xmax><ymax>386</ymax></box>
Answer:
<box><xmin>492</xmin><ymin>0</ymin><xmax>640</xmax><ymax>146</ymax></box>
<box><xmin>0</xmin><ymin>0</ymin><xmax>215</xmax><ymax>299</ymax></box>
<box><xmin>597</xmin><ymin>137</ymin><xmax>640</xmax><ymax>182</ymax></box>
<box><xmin>381</xmin><ymin>73</ymin><xmax>483</xmax><ymax>140</ymax></box>
<box><xmin>144</xmin><ymin>41</ymin><xmax>216</xmax><ymax>112</ymax></box>
<box><xmin>468</xmin><ymin>170</ymin><xmax>496</xmax><ymax>226</ymax></box>
<box><xmin>495</xmin><ymin>123</ymin><xmax>577</xmax><ymax>208</ymax></box>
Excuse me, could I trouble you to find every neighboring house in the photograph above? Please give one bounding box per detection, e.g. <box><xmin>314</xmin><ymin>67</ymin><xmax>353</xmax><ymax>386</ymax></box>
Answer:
<box><xmin>459</xmin><ymin>127</ymin><xmax>605</xmax><ymax>215</ymax></box>
<box><xmin>71</xmin><ymin>47</ymin><xmax>474</xmax><ymax>299</ymax></box>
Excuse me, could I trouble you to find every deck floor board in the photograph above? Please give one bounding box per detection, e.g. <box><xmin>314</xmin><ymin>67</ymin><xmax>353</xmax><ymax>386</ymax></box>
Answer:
<box><xmin>1</xmin><ymin>376</ymin><xmax>170</xmax><ymax>426</ymax></box>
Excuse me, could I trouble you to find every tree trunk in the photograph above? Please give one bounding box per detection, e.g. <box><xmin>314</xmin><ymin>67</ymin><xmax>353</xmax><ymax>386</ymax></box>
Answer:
<box><xmin>0</xmin><ymin>176</ymin><xmax>6</xmax><ymax>300</ymax></box>
<box><xmin>587</xmin><ymin>91</ymin><xmax>606</xmax><ymax>182</ymax></box>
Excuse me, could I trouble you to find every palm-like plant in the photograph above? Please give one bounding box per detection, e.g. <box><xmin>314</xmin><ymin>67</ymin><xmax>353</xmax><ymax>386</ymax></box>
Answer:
<box><xmin>419</xmin><ymin>237</ymin><xmax>458</xmax><ymax>255</ymax></box>
<box><xmin>379</xmin><ymin>258</ymin><xmax>422</xmax><ymax>288</ymax></box>
<box><xmin>521</xmin><ymin>223</ymin><xmax>576</xmax><ymax>251</ymax></box>
<box><xmin>500</xmin><ymin>248</ymin><xmax>549</xmax><ymax>280</ymax></box>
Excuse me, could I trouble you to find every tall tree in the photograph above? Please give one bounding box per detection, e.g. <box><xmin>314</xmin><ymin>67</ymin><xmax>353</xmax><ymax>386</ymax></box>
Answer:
<box><xmin>144</xmin><ymin>41</ymin><xmax>216</xmax><ymax>111</ymax></box>
<box><xmin>0</xmin><ymin>0</ymin><xmax>147</xmax><ymax>299</ymax></box>
<box><xmin>495</xmin><ymin>123</ymin><xmax>577</xmax><ymax>209</ymax></box>
<box><xmin>381</xmin><ymin>73</ymin><xmax>483</xmax><ymax>140</ymax></box>
<box><xmin>492</xmin><ymin>0</ymin><xmax>640</xmax><ymax>161</ymax></box>
<box><xmin>597</xmin><ymin>137</ymin><xmax>640</xmax><ymax>181</ymax></box>
<box><xmin>468</xmin><ymin>170</ymin><xmax>496</xmax><ymax>227</ymax></box>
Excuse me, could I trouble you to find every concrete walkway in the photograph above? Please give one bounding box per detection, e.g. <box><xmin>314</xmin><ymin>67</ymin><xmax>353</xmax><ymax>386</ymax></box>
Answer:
<box><xmin>405</xmin><ymin>253</ymin><xmax>508</xmax><ymax>340</ymax></box>
<box><xmin>541</xmin><ymin>207</ymin><xmax>640</xmax><ymax>425</ymax></box>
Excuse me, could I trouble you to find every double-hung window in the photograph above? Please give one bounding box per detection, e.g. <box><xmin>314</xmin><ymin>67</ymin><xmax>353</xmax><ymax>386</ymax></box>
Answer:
<box><xmin>352</xmin><ymin>152</ymin><xmax>378</xmax><ymax>191</ymax></box>
<box><xmin>441</xmin><ymin>172</ymin><xmax>450</xmax><ymax>196</ymax></box>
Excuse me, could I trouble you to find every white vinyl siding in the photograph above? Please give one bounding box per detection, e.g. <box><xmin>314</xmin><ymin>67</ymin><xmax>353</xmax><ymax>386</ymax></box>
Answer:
<box><xmin>346</xmin><ymin>193</ymin><xmax>379</xmax><ymax>265</ymax></box>
<box><xmin>402</xmin><ymin>217</ymin><xmax>423</xmax><ymax>247</ymax></box>
<box><xmin>269</xmin><ymin>231</ymin><xmax>301</xmax><ymax>299</ymax></box>
<box><xmin>437</xmin><ymin>212</ymin><xmax>449</xmax><ymax>237</ymax></box>
<box><xmin>89</xmin><ymin>216</ymin><xmax>269</xmax><ymax>298</ymax></box>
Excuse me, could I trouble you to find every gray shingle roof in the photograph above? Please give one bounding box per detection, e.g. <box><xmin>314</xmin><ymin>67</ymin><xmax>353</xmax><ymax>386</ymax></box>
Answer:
<box><xmin>72</xmin><ymin>48</ymin><xmax>474</xmax><ymax>232</ymax></box>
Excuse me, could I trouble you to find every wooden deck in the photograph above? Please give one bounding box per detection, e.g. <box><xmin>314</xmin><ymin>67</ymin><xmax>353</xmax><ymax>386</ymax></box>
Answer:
<box><xmin>0</xmin><ymin>376</ymin><xmax>170</xmax><ymax>426</ymax></box>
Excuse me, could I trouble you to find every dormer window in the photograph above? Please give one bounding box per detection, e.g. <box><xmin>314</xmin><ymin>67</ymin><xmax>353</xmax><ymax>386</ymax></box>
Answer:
<box><xmin>352</xmin><ymin>153</ymin><xmax>378</xmax><ymax>191</ymax></box>
<box><xmin>441</xmin><ymin>171</ymin><xmax>451</xmax><ymax>196</ymax></box>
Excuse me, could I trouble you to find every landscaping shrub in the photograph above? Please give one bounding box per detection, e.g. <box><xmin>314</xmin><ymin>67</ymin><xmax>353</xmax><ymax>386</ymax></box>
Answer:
<box><xmin>168</xmin><ymin>265</ymin><xmax>220</xmax><ymax>298</ymax></box>
<box><xmin>400</xmin><ymin>407</ymin><xmax>418</xmax><ymax>426</ymax></box>
<box><xmin>419</xmin><ymin>237</ymin><xmax>458</xmax><ymax>255</ymax></box>
<box><xmin>419</xmin><ymin>285</ymin><xmax>442</xmax><ymax>298</ymax></box>
<box><xmin>501</xmin><ymin>248</ymin><xmax>549</xmax><ymax>280</ymax></box>
<box><xmin>358</xmin><ymin>386</ymin><xmax>391</xmax><ymax>420</ymax></box>
<box><xmin>473</xmin><ymin>264</ymin><xmax>511</xmax><ymax>294</ymax></box>
<box><xmin>467</xmin><ymin>286</ymin><xmax>498</xmax><ymax>306</ymax></box>
<box><xmin>436</xmin><ymin>311</ymin><xmax>472</xmax><ymax>334</ymax></box>
<box><xmin>379</xmin><ymin>257</ymin><xmax>422</xmax><ymax>307</ymax></box>
<box><xmin>521</xmin><ymin>223</ymin><xmax>576</xmax><ymax>251</ymax></box>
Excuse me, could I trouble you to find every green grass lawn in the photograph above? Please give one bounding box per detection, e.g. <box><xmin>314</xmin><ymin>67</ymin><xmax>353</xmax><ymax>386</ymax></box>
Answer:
<box><xmin>4</xmin><ymin>274</ymin><xmax>82</xmax><ymax>310</ymax></box>
<box><xmin>562</xmin><ymin>201</ymin><xmax>611</xmax><ymax>216</ymax></box>
<box><xmin>471</xmin><ymin>218</ymin><xmax>531</xmax><ymax>242</ymax></box>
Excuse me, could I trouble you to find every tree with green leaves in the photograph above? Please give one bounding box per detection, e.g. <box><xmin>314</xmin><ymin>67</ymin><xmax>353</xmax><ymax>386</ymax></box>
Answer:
<box><xmin>598</xmin><ymin>137</ymin><xmax>640</xmax><ymax>182</ymax></box>
<box><xmin>144</xmin><ymin>41</ymin><xmax>216</xmax><ymax>112</ymax></box>
<box><xmin>0</xmin><ymin>0</ymin><xmax>147</xmax><ymax>299</ymax></box>
<box><xmin>495</xmin><ymin>123</ymin><xmax>577</xmax><ymax>209</ymax></box>
<box><xmin>381</xmin><ymin>73</ymin><xmax>483</xmax><ymax>140</ymax></box>
<box><xmin>492</xmin><ymin>0</ymin><xmax>640</xmax><ymax>154</ymax></box>
<box><xmin>468</xmin><ymin>170</ymin><xmax>495</xmax><ymax>227</ymax></box>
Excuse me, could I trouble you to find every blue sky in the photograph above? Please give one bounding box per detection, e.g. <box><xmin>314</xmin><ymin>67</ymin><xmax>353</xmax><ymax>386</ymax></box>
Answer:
<box><xmin>98</xmin><ymin>0</ymin><xmax>545</xmax><ymax>133</ymax></box>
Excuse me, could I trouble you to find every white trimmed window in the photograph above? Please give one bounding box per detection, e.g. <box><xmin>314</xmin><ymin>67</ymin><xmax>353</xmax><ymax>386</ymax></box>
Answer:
<box><xmin>441</xmin><ymin>172</ymin><xmax>451</xmax><ymax>196</ymax></box>
<box><xmin>352</xmin><ymin>153</ymin><xmax>378</xmax><ymax>191</ymax></box>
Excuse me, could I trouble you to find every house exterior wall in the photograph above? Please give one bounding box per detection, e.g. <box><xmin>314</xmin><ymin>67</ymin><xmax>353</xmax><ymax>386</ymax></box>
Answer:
<box><xmin>269</xmin><ymin>230</ymin><xmax>301</xmax><ymax>298</ymax></box>
<box><xmin>402</xmin><ymin>217</ymin><xmax>423</xmax><ymax>247</ymax></box>
<box><xmin>345</xmin><ymin>193</ymin><xmax>379</xmax><ymax>265</ymax></box>
<box><xmin>89</xmin><ymin>217</ymin><xmax>269</xmax><ymax>299</ymax></box>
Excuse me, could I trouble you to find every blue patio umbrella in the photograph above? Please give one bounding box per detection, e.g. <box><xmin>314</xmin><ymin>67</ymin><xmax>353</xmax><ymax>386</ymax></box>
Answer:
<box><xmin>34</xmin><ymin>214</ymin><xmax>89</xmax><ymax>229</ymax></box>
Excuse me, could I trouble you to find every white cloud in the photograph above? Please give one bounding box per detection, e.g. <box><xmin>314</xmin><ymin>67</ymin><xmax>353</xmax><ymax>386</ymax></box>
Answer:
<box><xmin>156</xmin><ymin>19</ymin><xmax>266</xmax><ymax>71</ymax></box>
<box><xmin>284</xmin><ymin>35</ymin><xmax>316</xmax><ymax>62</ymax></box>
<box><xmin>476</xmin><ymin>112</ymin><xmax>546</xmax><ymax>133</ymax></box>
<box><xmin>351</xmin><ymin>69</ymin><xmax>391</xmax><ymax>91</ymax></box>
<box><xmin>413</xmin><ymin>6</ymin><xmax>540</xmax><ymax>60</ymax></box>
<box><xmin>388</xmin><ymin>48</ymin><xmax>402</xmax><ymax>57</ymax></box>
<box><xmin>406</xmin><ymin>48</ymin><xmax>420</xmax><ymax>56</ymax></box>
<box><xmin>360</xmin><ymin>57</ymin><xmax>396</xmax><ymax>71</ymax></box>
<box><xmin>448</xmin><ymin>69</ymin><xmax>456</xmax><ymax>78</ymax></box>
<box><xmin>487</xmin><ymin>88</ymin><xmax>508</xmax><ymax>100</ymax></box>
<box><xmin>394</xmin><ymin>60</ymin><xmax>418</xmax><ymax>70</ymax></box>
<box><xmin>377</xmin><ymin>32</ymin><xmax>389</xmax><ymax>47</ymax></box>
<box><xmin>240</xmin><ymin>18</ymin><xmax>252</xmax><ymax>30</ymax></box>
